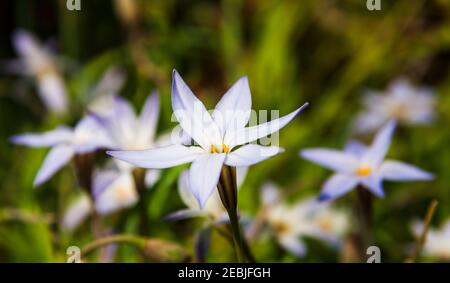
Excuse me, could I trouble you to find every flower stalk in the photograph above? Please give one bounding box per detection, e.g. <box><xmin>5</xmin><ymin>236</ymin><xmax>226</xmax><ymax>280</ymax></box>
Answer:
<box><xmin>354</xmin><ymin>185</ymin><xmax>374</xmax><ymax>261</ymax></box>
<box><xmin>132</xmin><ymin>167</ymin><xmax>150</xmax><ymax>235</ymax></box>
<box><xmin>81</xmin><ymin>234</ymin><xmax>191</xmax><ymax>262</ymax></box>
<box><xmin>405</xmin><ymin>199</ymin><xmax>438</xmax><ymax>263</ymax></box>
<box><xmin>217</xmin><ymin>165</ymin><xmax>254</xmax><ymax>262</ymax></box>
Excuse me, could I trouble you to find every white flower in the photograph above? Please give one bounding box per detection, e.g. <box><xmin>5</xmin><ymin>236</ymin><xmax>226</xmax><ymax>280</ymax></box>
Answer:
<box><xmin>261</xmin><ymin>183</ymin><xmax>348</xmax><ymax>257</ymax></box>
<box><xmin>10</xmin><ymin>116</ymin><xmax>112</xmax><ymax>186</ymax></box>
<box><xmin>61</xmin><ymin>193</ymin><xmax>92</xmax><ymax>231</ymax></box>
<box><xmin>87</xmin><ymin>67</ymin><xmax>127</xmax><ymax>115</ymax></box>
<box><xmin>355</xmin><ymin>79</ymin><xmax>436</xmax><ymax>133</ymax></box>
<box><xmin>108</xmin><ymin>70</ymin><xmax>308</xmax><ymax>207</ymax></box>
<box><xmin>61</xmin><ymin>162</ymin><xmax>161</xmax><ymax>231</ymax></box>
<box><xmin>11</xmin><ymin>29</ymin><xmax>68</xmax><ymax>113</ymax></box>
<box><xmin>166</xmin><ymin>167</ymin><xmax>248</xmax><ymax>222</ymax></box>
<box><xmin>92</xmin><ymin>166</ymin><xmax>139</xmax><ymax>215</ymax></box>
<box><xmin>411</xmin><ymin>219</ymin><xmax>450</xmax><ymax>260</ymax></box>
<box><xmin>91</xmin><ymin>92</ymin><xmax>162</xmax><ymax>151</ymax></box>
<box><xmin>301</xmin><ymin>121</ymin><xmax>434</xmax><ymax>201</ymax></box>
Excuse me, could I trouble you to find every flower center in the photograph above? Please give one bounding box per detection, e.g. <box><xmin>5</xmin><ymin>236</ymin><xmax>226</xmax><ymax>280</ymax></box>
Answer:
<box><xmin>356</xmin><ymin>166</ymin><xmax>372</xmax><ymax>177</ymax></box>
<box><xmin>210</xmin><ymin>144</ymin><xmax>230</xmax><ymax>154</ymax></box>
<box><xmin>114</xmin><ymin>186</ymin><xmax>131</xmax><ymax>203</ymax></box>
<box><xmin>272</xmin><ymin>220</ymin><xmax>291</xmax><ymax>235</ymax></box>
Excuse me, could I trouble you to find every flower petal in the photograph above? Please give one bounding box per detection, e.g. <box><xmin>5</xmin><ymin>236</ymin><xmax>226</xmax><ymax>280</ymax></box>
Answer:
<box><xmin>362</xmin><ymin>120</ymin><xmax>396</xmax><ymax>167</ymax></box>
<box><xmin>95</xmin><ymin>172</ymin><xmax>138</xmax><ymax>215</ymax></box>
<box><xmin>92</xmin><ymin>169</ymin><xmax>121</xmax><ymax>199</ymax></box>
<box><xmin>10</xmin><ymin>126</ymin><xmax>73</xmax><ymax>147</ymax></box>
<box><xmin>177</xmin><ymin>170</ymin><xmax>200</xmax><ymax>210</ymax></box>
<box><xmin>212</xmin><ymin>76</ymin><xmax>251</xmax><ymax>138</ymax></box>
<box><xmin>137</xmin><ymin>91</ymin><xmax>160</xmax><ymax>143</ymax></box>
<box><xmin>189</xmin><ymin>153</ymin><xmax>226</xmax><ymax>208</ymax></box>
<box><xmin>74</xmin><ymin>116</ymin><xmax>114</xmax><ymax>153</ymax></box>
<box><xmin>228</xmin><ymin>103</ymin><xmax>308</xmax><ymax>147</ymax></box>
<box><xmin>13</xmin><ymin>29</ymin><xmax>38</xmax><ymax>58</ymax></box>
<box><xmin>225</xmin><ymin>144</ymin><xmax>283</xmax><ymax>167</ymax></box>
<box><xmin>344</xmin><ymin>140</ymin><xmax>368</xmax><ymax>158</ymax></box>
<box><xmin>318</xmin><ymin>173</ymin><xmax>359</xmax><ymax>201</ymax></box>
<box><xmin>301</xmin><ymin>149</ymin><xmax>359</xmax><ymax>173</ymax></box>
<box><xmin>172</xmin><ymin>70</ymin><xmax>222</xmax><ymax>149</ymax></box>
<box><xmin>38</xmin><ymin>74</ymin><xmax>68</xmax><ymax>113</ymax></box>
<box><xmin>360</xmin><ymin>175</ymin><xmax>385</xmax><ymax>197</ymax></box>
<box><xmin>163</xmin><ymin>209</ymin><xmax>206</xmax><ymax>221</ymax></box>
<box><xmin>107</xmin><ymin>144</ymin><xmax>204</xmax><ymax>169</ymax></box>
<box><xmin>34</xmin><ymin>144</ymin><xmax>75</xmax><ymax>186</ymax></box>
<box><xmin>62</xmin><ymin>194</ymin><xmax>92</xmax><ymax>231</ymax></box>
<box><xmin>379</xmin><ymin>160</ymin><xmax>434</xmax><ymax>181</ymax></box>
<box><xmin>279</xmin><ymin>236</ymin><xmax>307</xmax><ymax>257</ymax></box>
<box><xmin>145</xmin><ymin>169</ymin><xmax>161</xmax><ymax>187</ymax></box>
<box><xmin>261</xmin><ymin>182</ymin><xmax>281</xmax><ymax>206</ymax></box>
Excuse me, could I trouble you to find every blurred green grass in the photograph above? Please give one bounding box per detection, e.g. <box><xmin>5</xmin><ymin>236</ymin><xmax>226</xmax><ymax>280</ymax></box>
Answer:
<box><xmin>0</xmin><ymin>0</ymin><xmax>449</xmax><ymax>262</ymax></box>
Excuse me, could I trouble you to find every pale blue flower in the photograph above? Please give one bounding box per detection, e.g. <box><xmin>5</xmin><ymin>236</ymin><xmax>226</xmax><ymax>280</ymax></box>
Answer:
<box><xmin>10</xmin><ymin>29</ymin><xmax>68</xmax><ymax>113</ymax></box>
<box><xmin>10</xmin><ymin>116</ymin><xmax>112</xmax><ymax>186</ymax></box>
<box><xmin>107</xmin><ymin>70</ymin><xmax>308</xmax><ymax>208</ymax></box>
<box><xmin>301</xmin><ymin>121</ymin><xmax>434</xmax><ymax>201</ymax></box>
<box><xmin>411</xmin><ymin>219</ymin><xmax>450</xmax><ymax>260</ymax></box>
<box><xmin>259</xmin><ymin>184</ymin><xmax>349</xmax><ymax>257</ymax></box>
<box><xmin>355</xmin><ymin>79</ymin><xmax>436</xmax><ymax>133</ymax></box>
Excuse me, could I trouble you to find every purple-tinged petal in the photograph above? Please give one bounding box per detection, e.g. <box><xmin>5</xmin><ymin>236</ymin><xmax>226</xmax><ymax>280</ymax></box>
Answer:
<box><xmin>318</xmin><ymin>174</ymin><xmax>359</xmax><ymax>202</ymax></box>
<box><xmin>34</xmin><ymin>144</ymin><xmax>75</xmax><ymax>186</ymax></box>
<box><xmin>12</xmin><ymin>29</ymin><xmax>39</xmax><ymax>58</ymax></box>
<box><xmin>172</xmin><ymin>70</ymin><xmax>222</xmax><ymax>149</ymax></box>
<box><xmin>37</xmin><ymin>73</ymin><xmax>68</xmax><ymax>113</ymax></box>
<box><xmin>73</xmin><ymin>116</ymin><xmax>115</xmax><ymax>152</ymax></box>
<box><xmin>301</xmin><ymin>148</ymin><xmax>359</xmax><ymax>174</ymax></box>
<box><xmin>62</xmin><ymin>194</ymin><xmax>92</xmax><ymax>231</ymax></box>
<box><xmin>163</xmin><ymin>209</ymin><xmax>207</xmax><ymax>221</ymax></box>
<box><xmin>107</xmin><ymin>144</ymin><xmax>204</xmax><ymax>169</ymax></box>
<box><xmin>10</xmin><ymin>126</ymin><xmax>72</xmax><ymax>148</ymax></box>
<box><xmin>225</xmin><ymin>144</ymin><xmax>283</xmax><ymax>167</ymax></box>
<box><xmin>137</xmin><ymin>91</ymin><xmax>160</xmax><ymax>143</ymax></box>
<box><xmin>279</xmin><ymin>236</ymin><xmax>307</xmax><ymax>257</ymax></box>
<box><xmin>360</xmin><ymin>175</ymin><xmax>385</xmax><ymax>197</ymax></box>
<box><xmin>379</xmin><ymin>160</ymin><xmax>434</xmax><ymax>181</ymax></box>
<box><xmin>344</xmin><ymin>140</ymin><xmax>368</xmax><ymax>158</ymax></box>
<box><xmin>177</xmin><ymin>169</ymin><xmax>199</xmax><ymax>209</ymax></box>
<box><xmin>212</xmin><ymin>76</ymin><xmax>252</xmax><ymax>138</ymax></box>
<box><xmin>92</xmin><ymin>169</ymin><xmax>121</xmax><ymax>199</ymax></box>
<box><xmin>95</xmin><ymin>172</ymin><xmax>138</xmax><ymax>215</ymax></box>
<box><xmin>362</xmin><ymin>120</ymin><xmax>396</xmax><ymax>167</ymax></box>
<box><xmin>227</xmin><ymin>103</ymin><xmax>308</xmax><ymax>147</ymax></box>
<box><xmin>189</xmin><ymin>153</ymin><xmax>226</xmax><ymax>208</ymax></box>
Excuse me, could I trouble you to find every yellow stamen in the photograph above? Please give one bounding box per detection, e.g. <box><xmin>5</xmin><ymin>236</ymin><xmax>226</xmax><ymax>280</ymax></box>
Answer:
<box><xmin>356</xmin><ymin>166</ymin><xmax>372</xmax><ymax>177</ymax></box>
<box><xmin>222</xmin><ymin>144</ymin><xmax>230</xmax><ymax>153</ymax></box>
<box><xmin>211</xmin><ymin>145</ymin><xmax>218</xmax><ymax>154</ymax></box>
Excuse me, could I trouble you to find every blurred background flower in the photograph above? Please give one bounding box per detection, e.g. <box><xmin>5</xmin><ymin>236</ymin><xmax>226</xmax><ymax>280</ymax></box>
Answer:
<box><xmin>0</xmin><ymin>0</ymin><xmax>449</xmax><ymax>262</ymax></box>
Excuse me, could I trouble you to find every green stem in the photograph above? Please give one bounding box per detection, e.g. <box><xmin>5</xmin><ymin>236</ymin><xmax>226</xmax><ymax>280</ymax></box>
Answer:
<box><xmin>133</xmin><ymin>168</ymin><xmax>149</xmax><ymax>235</ymax></box>
<box><xmin>217</xmin><ymin>165</ymin><xmax>255</xmax><ymax>263</ymax></box>
<box><xmin>354</xmin><ymin>186</ymin><xmax>374</xmax><ymax>261</ymax></box>
<box><xmin>81</xmin><ymin>234</ymin><xmax>145</xmax><ymax>258</ymax></box>
<box><xmin>405</xmin><ymin>199</ymin><xmax>438</xmax><ymax>263</ymax></box>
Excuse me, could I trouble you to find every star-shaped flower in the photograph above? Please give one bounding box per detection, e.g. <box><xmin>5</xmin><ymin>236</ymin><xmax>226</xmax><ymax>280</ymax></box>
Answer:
<box><xmin>108</xmin><ymin>70</ymin><xmax>308</xmax><ymax>207</ymax></box>
<box><xmin>10</xmin><ymin>116</ymin><xmax>112</xmax><ymax>186</ymax></box>
<box><xmin>259</xmin><ymin>183</ymin><xmax>348</xmax><ymax>257</ymax></box>
<box><xmin>355</xmin><ymin>79</ymin><xmax>436</xmax><ymax>133</ymax></box>
<box><xmin>301</xmin><ymin>121</ymin><xmax>434</xmax><ymax>201</ymax></box>
<box><xmin>10</xmin><ymin>29</ymin><xmax>68</xmax><ymax>113</ymax></box>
